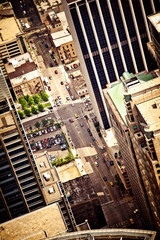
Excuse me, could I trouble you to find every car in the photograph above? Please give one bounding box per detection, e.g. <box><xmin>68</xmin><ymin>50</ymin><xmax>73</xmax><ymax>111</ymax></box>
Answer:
<box><xmin>30</xmin><ymin>40</ymin><xmax>33</xmax><ymax>43</ymax></box>
<box><xmin>27</xmin><ymin>135</ymin><xmax>31</xmax><ymax>140</ymax></box>
<box><xmin>66</xmin><ymin>96</ymin><xmax>70</xmax><ymax>100</ymax></box>
<box><xmin>110</xmin><ymin>161</ymin><xmax>114</xmax><ymax>166</ymax></box>
<box><xmin>89</xmin><ymin>132</ymin><xmax>92</xmax><ymax>136</ymax></box>
<box><xmin>91</xmin><ymin>137</ymin><xmax>95</xmax><ymax>141</ymax></box>
<box><xmin>45</xmin><ymin>129</ymin><xmax>48</xmax><ymax>134</ymax></box>
<box><xmin>71</xmin><ymin>95</ymin><xmax>74</xmax><ymax>100</ymax></box>
<box><xmin>114</xmin><ymin>152</ymin><xmax>118</xmax><ymax>158</ymax></box>
<box><xmin>71</xmin><ymin>103</ymin><xmax>74</xmax><ymax>107</ymax></box>
<box><xmin>69</xmin><ymin>119</ymin><xmax>74</xmax><ymax>123</ymax></box>
<box><xmin>55</xmin><ymin>70</ymin><xmax>58</xmax><ymax>74</ymax></box>
<box><xmin>87</xmin><ymin>128</ymin><xmax>90</xmax><ymax>132</ymax></box>
<box><xmin>110</xmin><ymin>182</ymin><xmax>114</xmax><ymax>186</ymax></box>
<box><xmin>94</xmin><ymin>161</ymin><xmax>99</xmax><ymax>167</ymax></box>
<box><xmin>74</xmin><ymin>114</ymin><xmax>78</xmax><ymax>118</ymax></box>
<box><xmin>41</xmin><ymin>140</ymin><xmax>44</xmax><ymax>144</ymax></box>
<box><xmin>50</xmin><ymin>63</ymin><xmax>53</xmax><ymax>67</ymax></box>
<box><xmin>95</xmin><ymin>155</ymin><xmax>98</xmax><ymax>159</ymax></box>
<box><xmin>47</xmin><ymin>128</ymin><xmax>51</xmax><ymax>133</ymax></box>
<box><xmin>45</xmin><ymin>43</ymin><xmax>48</xmax><ymax>48</ymax></box>
<box><xmin>48</xmin><ymin>86</ymin><xmax>51</xmax><ymax>91</ymax></box>
<box><xmin>56</xmin><ymin>102</ymin><xmax>60</xmax><ymax>106</ymax></box>
<box><xmin>60</xmin><ymin>81</ymin><xmax>64</xmax><ymax>85</ymax></box>
<box><xmin>41</xmin><ymin>130</ymin><xmax>45</xmax><ymax>134</ymax></box>
<box><xmin>39</xmin><ymin>131</ymin><xmax>42</xmax><ymax>136</ymax></box>
<box><xmin>42</xmin><ymin>144</ymin><xmax>46</xmax><ymax>148</ymax></box>
<box><xmin>50</xmin><ymin>127</ymin><xmax>54</xmax><ymax>132</ymax></box>
<box><xmin>44</xmin><ymin>139</ymin><xmax>47</xmax><ymax>143</ymax></box>
<box><xmin>33</xmin><ymin>133</ymin><xmax>37</xmax><ymax>138</ymax></box>
<box><xmin>103</xmin><ymin>176</ymin><xmax>107</xmax><ymax>181</ymax></box>
<box><xmin>49</xmin><ymin>76</ymin><xmax>52</xmax><ymax>80</ymax></box>
<box><xmin>59</xmin><ymin>101</ymin><xmax>63</xmax><ymax>104</ymax></box>
<box><xmin>80</xmin><ymin>123</ymin><xmax>84</xmax><ymax>127</ymax></box>
<box><xmin>74</xmin><ymin>63</ymin><xmax>78</xmax><ymax>68</ymax></box>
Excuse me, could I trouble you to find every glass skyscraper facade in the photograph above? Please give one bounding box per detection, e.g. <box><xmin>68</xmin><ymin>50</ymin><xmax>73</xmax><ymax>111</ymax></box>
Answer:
<box><xmin>63</xmin><ymin>0</ymin><xmax>158</xmax><ymax>129</ymax></box>
<box><xmin>0</xmin><ymin>69</ymin><xmax>46</xmax><ymax>224</ymax></box>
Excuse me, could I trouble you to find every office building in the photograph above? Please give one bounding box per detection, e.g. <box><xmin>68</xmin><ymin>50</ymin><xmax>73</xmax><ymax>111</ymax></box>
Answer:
<box><xmin>103</xmin><ymin>71</ymin><xmax>160</xmax><ymax>234</ymax></box>
<box><xmin>63</xmin><ymin>175</ymin><xmax>106</xmax><ymax>229</ymax></box>
<box><xmin>5</xmin><ymin>53</ymin><xmax>44</xmax><ymax>99</ymax></box>
<box><xmin>62</xmin><ymin>0</ymin><xmax>157</xmax><ymax>129</ymax></box>
<box><xmin>0</xmin><ymin>2</ymin><xmax>27</xmax><ymax>79</ymax></box>
<box><xmin>0</xmin><ymin>68</ymin><xmax>46</xmax><ymax>224</ymax></box>
<box><xmin>148</xmin><ymin>12</ymin><xmax>160</xmax><ymax>70</ymax></box>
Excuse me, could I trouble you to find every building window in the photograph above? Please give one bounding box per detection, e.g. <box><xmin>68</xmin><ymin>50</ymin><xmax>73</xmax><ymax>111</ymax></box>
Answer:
<box><xmin>70</xmin><ymin>44</ymin><xmax>72</xmax><ymax>47</ymax></box>
<box><xmin>156</xmin><ymin>164</ymin><xmax>160</xmax><ymax>168</ymax></box>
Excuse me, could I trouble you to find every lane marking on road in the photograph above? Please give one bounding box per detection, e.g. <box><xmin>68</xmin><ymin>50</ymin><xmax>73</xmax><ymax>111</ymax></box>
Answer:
<box><xmin>72</xmin><ymin>124</ymin><xmax>114</xmax><ymax>201</ymax></box>
<box><xmin>101</xmin><ymin>200</ymin><xmax>114</xmax><ymax>206</ymax></box>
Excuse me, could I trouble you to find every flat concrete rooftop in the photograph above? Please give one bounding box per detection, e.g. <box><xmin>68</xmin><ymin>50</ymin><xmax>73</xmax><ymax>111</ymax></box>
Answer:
<box><xmin>0</xmin><ymin>17</ymin><xmax>21</xmax><ymax>42</ymax></box>
<box><xmin>0</xmin><ymin>204</ymin><xmax>67</xmax><ymax>240</ymax></box>
<box><xmin>137</xmin><ymin>96</ymin><xmax>160</xmax><ymax>132</ymax></box>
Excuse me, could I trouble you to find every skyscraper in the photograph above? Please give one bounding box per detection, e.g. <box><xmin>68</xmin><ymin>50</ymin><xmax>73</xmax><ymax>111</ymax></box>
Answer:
<box><xmin>62</xmin><ymin>0</ymin><xmax>158</xmax><ymax>129</ymax></box>
<box><xmin>0</xmin><ymin>68</ymin><xmax>46</xmax><ymax>224</ymax></box>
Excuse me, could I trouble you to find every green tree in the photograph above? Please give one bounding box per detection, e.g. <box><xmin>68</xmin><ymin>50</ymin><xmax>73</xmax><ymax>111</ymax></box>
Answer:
<box><xmin>38</xmin><ymin>103</ymin><xmax>44</xmax><ymax>112</ymax></box>
<box><xmin>24</xmin><ymin>108</ymin><xmax>31</xmax><ymax>117</ymax></box>
<box><xmin>28</xmin><ymin>96</ymin><xmax>35</xmax><ymax>106</ymax></box>
<box><xmin>49</xmin><ymin>119</ymin><xmax>54</xmax><ymax>125</ymax></box>
<box><xmin>24</xmin><ymin>95</ymin><xmax>29</xmax><ymax>102</ymax></box>
<box><xmin>18</xmin><ymin>110</ymin><xmax>24</xmax><ymax>119</ymax></box>
<box><xmin>31</xmin><ymin>105</ymin><xmax>38</xmax><ymax>114</ymax></box>
<box><xmin>41</xmin><ymin>91</ymin><xmax>49</xmax><ymax>101</ymax></box>
<box><xmin>35</xmin><ymin>121</ymin><xmax>40</xmax><ymax>129</ymax></box>
<box><xmin>41</xmin><ymin>119</ymin><xmax>48</xmax><ymax>127</ymax></box>
<box><xmin>21</xmin><ymin>99</ymin><xmax>28</xmax><ymax>109</ymax></box>
<box><xmin>33</xmin><ymin>94</ymin><xmax>41</xmax><ymax>104</ymax></box>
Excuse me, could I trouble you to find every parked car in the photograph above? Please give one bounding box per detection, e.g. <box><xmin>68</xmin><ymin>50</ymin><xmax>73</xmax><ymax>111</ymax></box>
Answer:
<box><xmin>49</xmin><ymin>76</ymin><xmax>52</xmax><ymax>80</ymax></box>
<box><xmin>110</xmin><ymin>182</ymin><xmax>114</xmax><ymax>187</ymax></box>
<box><xmin>55</xmin><ymin>70</ymin><xmax>58</xmax><ymax>74</ymax></box>
<box><xmin>50</xmin><ymin>63</ymin><xmax>53</xmax><ymax>67</ymax></box>
<box><xmin>33</xmin><ymin>133</ymin><xmax>37</xmax><ymax>138</ymax></box>
<box><xmin>69</xmin><ymin>119</ymin><xmax>74</xmax><ymax>123</ymax></box>
<box><xmin>80</xmin><ymin>123</ymin><xmax>84</xmax><ymax>127</ymax></box>
<box><xmin>60</xmin><ymin>81</ymin><xmax>64</xmax><ymax>85</ymax></box>
<box><xmin>41</xmin><ymin>130</ymin><xmax>45</xmax><ymax>134</ymax></box>
<box><xmin>91</xmin><ymin>137</ymin><xmax>95</xmax><ymax>141</ymax></box>
<box><xmin>87</xmin><ymin>128</ymin><xmax>90</xmax><ymax>132</ymax></box>
<box><xmin>48</xmin><ymin>86</ymin><xmax>51</xmax><ymax>91</ymax></box>
<box><xmin>44</xmin><ymin>139</ymin><xmax>47</xmax><ymax>143</ymax></box>
<box><xmin>94</xmin><ymin>161</ymin><xmax>99</xmax><ymax>167</ymax></box>
<box><xmin>45</xmin><ymin>43</ymin><xmax>48</xmax><ymax>48</ymax></box>
<box><xmin>103</xmin><ymin>176</ymin><xmax>107</xmax><ymax>181</ymax></box>
<box><xmin>74</xmin><ymin>114</ymin><xmax>78</xmax><ymax>118</ymax></box>
<box><xmin>66</xmin><ymin>96</ymin><xmax>70</xmax><ymax>100</ymax></box>
<box><xmin>110</xmin><ymin>161</ymin><xmax>114</xmax><ymax>166</ymax></box>
<box><xmin>89</xmin><ymin>132</ymin><xmax>92</xmax><ymax>136</ymax></box>
<box><xmin>47</xmin><ymin>128</ymin><xmax>51</xmax><ymax>133</ymax></box>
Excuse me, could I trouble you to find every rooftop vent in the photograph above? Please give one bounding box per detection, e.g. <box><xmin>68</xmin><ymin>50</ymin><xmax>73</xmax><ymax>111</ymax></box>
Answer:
<box><xmin>43</xmin><ymin>172</ymin><xmax>50</xmax><ymax>181</ymax></box>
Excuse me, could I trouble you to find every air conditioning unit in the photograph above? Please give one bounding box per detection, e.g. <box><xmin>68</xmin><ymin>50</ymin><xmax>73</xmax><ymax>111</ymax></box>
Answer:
<box><xmin>43</xmin><ymin>172</ymin><xmax>50</xmax><ymax>181</ymax></box>
<box><xmin>40</xmin><ymin>162</ymin><xmax>44</xmax><ymax>167</ymax></box>
<box><xmin>48</xmin><ymin>187</ymin><xmax>54</xmax><ymax>194</ymax></box>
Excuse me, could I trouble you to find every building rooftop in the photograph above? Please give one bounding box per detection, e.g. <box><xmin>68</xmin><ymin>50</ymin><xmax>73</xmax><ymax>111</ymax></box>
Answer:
<box><xmin>137</xmin><ymin>96</ymin><xmax>160</xmax><ymax>133</ymax></box>
<box><xmin>148</xmin><ymin>12</ymin><xmax>160</xmax><ymax>32</ymax></box>
<box><xmin>0</xmin><ymin>204</ymin><xmax>67</xmax><ymax>240</ymax></box>
<box><xmin>0</xmin><ymin>16</ymin><xmax>21</xmax><ymax>42</ymax></box>
<box><xmin>8</xmin><ymin>53</ymin><xmax>33</xmax><ymax>68</ymax></box>
<box><xmin>8</xmin><ymin>61</ymin><xmax>37</xmax><ymax>79</ymax></box>
<box><xmin>57</xmin><ymin>161</ymin><xmax>81</xmax><ymax>183</ymax></box>
<box><xmin>57</xmin><ymin>11</ymin><xmax>68</xmax><ymax>30</ymax></box>
<box><xmin>63</xmin><ymin>175</ymin><xmax>97</xmax><ymax>205</ymax></box>
<box><xmin>104</xmin><ymin>71</ymin><xmax>155</xmax><ymax>126</ymax></box>
<box><xmin>34</xmin><ymin>153</ymin><xmax>62</xmax><ymax>204</ymax></box>
<box><xmin>10</xmin><ymin>70</ymin><xmax>41</xmax><ymax>85</ymax></box>
<box><xmin>51</xmin><ymin>30</ymin><xmax>72</xmax><ymax>47</ymax></box>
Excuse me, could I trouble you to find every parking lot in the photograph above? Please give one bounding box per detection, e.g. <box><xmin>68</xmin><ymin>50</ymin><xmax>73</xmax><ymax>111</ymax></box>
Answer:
<box><xmin>27</xmin><ymin>126</ymin><xmax>67</xmax><ymax>153</ymax></box>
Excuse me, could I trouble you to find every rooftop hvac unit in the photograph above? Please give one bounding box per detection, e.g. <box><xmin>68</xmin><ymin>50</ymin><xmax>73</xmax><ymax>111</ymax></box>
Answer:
<box><xmin>48</xmin><ymin>187</ymin><xmax>54</xmax><ymax>194</ymax></box>
<box><xmin>40</xmin><ymin>162</ymin><xmax>44</xmax><ymax>167</ymax></box>
<box><xmin>43</xmin><ymin>172</ymin><xmax>50</xmax><ymax>181</ymax></box>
